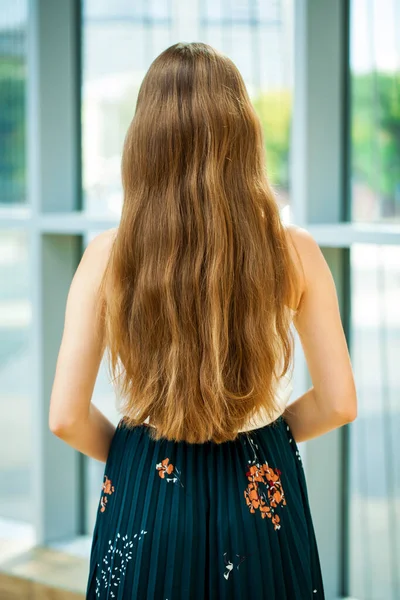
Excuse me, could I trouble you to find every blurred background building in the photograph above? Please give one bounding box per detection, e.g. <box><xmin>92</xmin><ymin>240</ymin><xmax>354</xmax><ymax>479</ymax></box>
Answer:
<box><xmin>0</xmin><ymin>0</ymin><xmax>399</xmax><ymax>599</ymax></box>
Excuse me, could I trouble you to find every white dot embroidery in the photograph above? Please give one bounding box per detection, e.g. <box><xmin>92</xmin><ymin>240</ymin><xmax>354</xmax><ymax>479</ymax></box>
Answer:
<box><xmin>95</xmin><ymin>529</ymin><xmax>148</xmax><ymax>598</ymax></box>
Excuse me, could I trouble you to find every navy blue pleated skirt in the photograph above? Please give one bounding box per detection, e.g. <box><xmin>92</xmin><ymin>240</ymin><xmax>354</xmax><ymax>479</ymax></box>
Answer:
<box><xmin>86</xmin><ymin>416</ymin><xmax>324</xmax><ymax>599</ymax></box>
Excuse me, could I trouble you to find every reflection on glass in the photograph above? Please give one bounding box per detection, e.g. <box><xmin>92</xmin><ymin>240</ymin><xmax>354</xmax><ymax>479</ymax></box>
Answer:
<box><xmin>350</xmin><ymin>0</ymin><xmax>400</xmax><ymax>222</ymax></box>
<box><xmin>0</xmin><ymin>0</ymin><xmax>27</xmax><ymax>205</ymax></box>
<box><xmin>82</xmin><ymin>0</ymin><xmax>293</xmax><ymax>217</ymax></box>
<box><xmin>349</xmin><ymin>245</ymin><xmax>400</xmax><ymax>599</ymax></box>
<box><xmin>0</xmin><ymin>232</ymin><xmax>32</xmax><ymax>522</ymax></box>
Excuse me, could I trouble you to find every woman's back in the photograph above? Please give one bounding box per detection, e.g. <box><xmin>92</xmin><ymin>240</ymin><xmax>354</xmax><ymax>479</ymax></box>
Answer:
<box><xmin>51</xmin><ymin>221</ymin><xmax>356</xmax><ymax>599</ymax></box>
<box><xmin>49</xmin><ymin>42</ymin><xmax>356</xmax><ymax>599</ymax></box>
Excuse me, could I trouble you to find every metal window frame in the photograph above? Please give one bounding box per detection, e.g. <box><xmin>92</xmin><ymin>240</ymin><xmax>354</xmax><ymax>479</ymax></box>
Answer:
<box><xmin>27</xmin><ymin>0</ymin><xmax>82</xmax><ymax>543</ymax></box>
<box><xmin>1</xmin><ymin>0</ymin><xmax>400</xmax><ymax>595</ymax></box>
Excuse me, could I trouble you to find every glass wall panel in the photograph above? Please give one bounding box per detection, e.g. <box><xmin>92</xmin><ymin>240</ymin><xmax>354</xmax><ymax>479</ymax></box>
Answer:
<box><xmin>349</xmin><ymin>245</ymin><xmax>400</xmax><ymax>599</ymax></box>
<box><xmin>82</xmin><ymin>0</ymin><xmax>293</xmax><ymax>218</ymax></box>
<box><xmin>82</xmin><ymin>1</ymin><xmax>172</xmax><ymax>217</ymax></box>
<box><xmin>201</xmin><ymin>0</ymin><xmax>294</xmax><ymax>208</ymax></box>
<box><xmin>0</xmin><ymin>231</ymin><xmax>32</xmax><ymax>523</ymax></box>
<box><xmin>0</xmin><ymin>0</ymin><xmax>27</xmax><ymax>205</ymax></box>
<box><xmin>350</xmin><ymin>0</ymin><xmax>400</xmax><ymax>222</ymax></box>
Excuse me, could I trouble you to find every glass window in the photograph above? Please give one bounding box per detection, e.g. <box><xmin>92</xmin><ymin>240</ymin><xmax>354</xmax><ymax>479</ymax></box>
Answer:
<box><xmin>84</xmin><ymin>0</ymin><xmax>171</xmax><ymax>23</ymax></box>
<box><xmin>227</xmin><ymin>0</ymin><xmax>251</xmax><ymax>22</ymax></box>
<box><xmin>0</xmin><ymin>231</ymin><xmax>32</xmax><ymax>523</ymax></box>
<box><xmin>82</xmin><ymin>0</ymin><xmax>293</xmax><ymax>218</ymax></box>
<box><xmin>203</xmin><ymin>0</ymin><xmax>281</xmax><ymax>24</ymax></box>
<box><xmin>203</xmin><ymin>0</ymin><xmax>224</xmax><ymax>22</ymax></box>
<box><xmin>350</xmin><ymin>0</ymin><xmax>400</xmax><ymax>222</ymax></box>
<box><xmin>203</xmin><ymin>5</ymin><xmax>293</xmax><ymax>208</ymax></box>
<box><xmin>82</xmin><ymin>2</ymin><xmax>172</xmax><ymax>217</ymax></box>
<box><xmin>0</xmin><ymin>0</ymin><xmax>27</xmax><ymax>205</ymax></box>
<box><xmin>257</xmin><ymin>0</ymin><xmax>281</xmax><ymax>24</ymax></box>
<box><xmin>349</xmin><ymin>244</ymin><xmax>400</xmax><ymax>599</ymax></box>
<box><xmin>148</xmin><ymin>0</ymin><xmax>171</xmax><ymax>21</ymax></box>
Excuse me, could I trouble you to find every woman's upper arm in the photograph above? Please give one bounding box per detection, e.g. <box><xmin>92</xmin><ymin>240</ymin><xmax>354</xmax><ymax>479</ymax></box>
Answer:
<box><xmin>287</xmin><ymin>226</ymin><xmax>357</xmax><ymax>420</ymax></box>
<box><xmin>49</xmin><ymin>230</ymin><xmax>116</xmax><ymax>430</ymax></box>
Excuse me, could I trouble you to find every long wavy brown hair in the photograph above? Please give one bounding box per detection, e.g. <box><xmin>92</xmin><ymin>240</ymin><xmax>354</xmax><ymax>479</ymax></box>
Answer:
<box><xmin>101</xmin><ymin>42</ymin><xmax>298</xmax><ymax>444</ymax></box>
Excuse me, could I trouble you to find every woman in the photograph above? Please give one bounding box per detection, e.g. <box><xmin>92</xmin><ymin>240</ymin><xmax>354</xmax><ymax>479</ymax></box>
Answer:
<box><xmin>49</xmin><ymin>42</ymin><xmax>357</xmax><ymax>599</ymax></box>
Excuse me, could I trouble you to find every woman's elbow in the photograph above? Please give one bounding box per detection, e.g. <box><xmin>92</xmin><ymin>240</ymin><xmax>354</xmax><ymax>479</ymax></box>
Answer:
<box><xmin>49</xmin><ymin>415</ymin><xmax>71</xmax><ymax>438</ymax></box>
<box><xmin>332</xmin><ymin>395</ymin><xmax>358</xmax><ymax>425</ymax></box>
<box><xmin>338</xmin><ymin>404</ymin><xmax>357</xmax><ymax>424</ymax></box>
<box><xmin>49</xmin><ymin>410</ymin><xmax>81</xmax><ymax>438</ymax></box>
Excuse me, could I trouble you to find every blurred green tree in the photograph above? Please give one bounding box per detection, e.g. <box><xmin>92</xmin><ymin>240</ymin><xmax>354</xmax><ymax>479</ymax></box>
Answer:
<box><xmin>253</xmin><ymin>90</ymin><xmax>292</xmax><ymax>193</ymax></box>
<box><xmin>352</xmin><ymin>72</ymin><xmax>400</xmax><ymax>217</ymax></box>
<box><xmin>0</xmin><ymin>59</ymin><xmax>26</xmax><ymax>204</ymax></box>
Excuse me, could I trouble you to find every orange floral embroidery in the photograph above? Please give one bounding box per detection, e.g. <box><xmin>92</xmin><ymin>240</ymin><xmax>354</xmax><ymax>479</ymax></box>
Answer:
<box><xmin>156</xmin><ymin>457</ymin><xmax>174</xmax><ymax>479</ymax></box>
<box><xmin>100</xmin><ymin>475</ymin><xmax>115</xmax><ymax>513</ymax></box>
<box><xmin>244</xmin><ymin>462</ymin><xmax>286</xmax><ymax>530</ymax></box>
<box><xmin>155</xmin><ymin>457</ymin><xmax>184</xmax><ymax>487</ymax></box>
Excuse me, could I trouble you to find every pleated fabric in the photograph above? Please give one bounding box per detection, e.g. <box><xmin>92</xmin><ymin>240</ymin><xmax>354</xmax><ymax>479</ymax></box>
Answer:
<box><xmin>86</xmin><ymin>416</ymin><xmax>324</xmax><ymax>599</ymax></box>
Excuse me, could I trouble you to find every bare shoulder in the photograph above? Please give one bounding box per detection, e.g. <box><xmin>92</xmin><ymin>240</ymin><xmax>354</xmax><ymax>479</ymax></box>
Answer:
<box><xmin>71</xmin><ymin>228</ymin><xmax>118</xmax><ymax>292</ymax></box>
<box><xmin>284</xmin><ymin>224</ymin><xmax>326</xmax><ymax>281</ymax></box>
<box><xmin>283</xmin><ymin>224</ymin><xmax>331</xmax><ymax>311</ymax></box>
<box><xmin>285</xmin><ymin>224</ymin><xmax>320</xmax><ymax>257</ymax></box>
<box><xmin>84</xmin><ymin>228</ymin><xmax>117</xmax><ymax>259</ymax></box>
